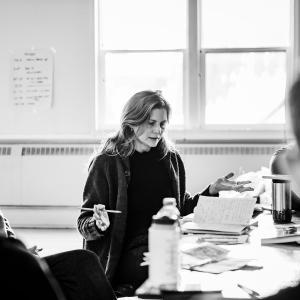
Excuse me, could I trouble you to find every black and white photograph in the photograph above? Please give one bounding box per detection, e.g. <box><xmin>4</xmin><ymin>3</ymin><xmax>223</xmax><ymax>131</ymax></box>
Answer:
<box><xmin>1</xmin><ymin>1</ymin><xmax>300</xmax><ymax>299</ymax></box>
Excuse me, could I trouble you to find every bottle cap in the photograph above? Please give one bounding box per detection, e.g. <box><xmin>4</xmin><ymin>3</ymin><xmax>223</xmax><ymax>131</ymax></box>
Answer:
<box><xmin>163</xmin><ymin>197</ymin><xmax>176</xmax><ymax>206</ymax></box>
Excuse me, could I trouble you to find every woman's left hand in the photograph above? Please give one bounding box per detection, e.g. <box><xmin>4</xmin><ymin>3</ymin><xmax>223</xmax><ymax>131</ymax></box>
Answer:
<box><xmin>28</xmin><ymin>245</ymin><xmax>43</xmax><ymax>256</ymax></box>
<box><xmin>209</xmin><ymin>172</ymin><xmax>254</xmax><ymax>195</ymax></box>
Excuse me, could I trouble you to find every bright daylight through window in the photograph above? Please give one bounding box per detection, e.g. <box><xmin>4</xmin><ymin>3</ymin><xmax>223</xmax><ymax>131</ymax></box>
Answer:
<box><xmin>97</xmin><ymin>0</ymin><xmax>293</xmax><ymax>139</ymax></box>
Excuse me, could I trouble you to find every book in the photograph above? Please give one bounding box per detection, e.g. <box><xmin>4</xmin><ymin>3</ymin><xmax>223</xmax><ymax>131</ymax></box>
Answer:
<box><xmin>261</xmin><ymin>227</ymin><xmax>300</xmax><ymax>244</ymax></box>
<box><xmin>182</xmin><ymin>196</ymin><xmax>257</xmax><ymax>235</ymax></box>
<box><xmin>182</xmin><ymin>221</ymin><xmax>250</xmax><ymax>235</ymax></box>
<box><xmin>196</xmin><ymin>233</ymin><xmax>249</xmax><ymax>244</ymax></box>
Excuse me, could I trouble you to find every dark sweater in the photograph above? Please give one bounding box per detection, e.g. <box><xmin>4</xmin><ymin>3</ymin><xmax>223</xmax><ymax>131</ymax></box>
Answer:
<box><xmin>125</xmin><ymin>147</ymin><xmax>173</xmax><ymax>242</ymax></box>
<box><xmin>116</xmin><ymin>148</ymin><xmax>174</xmax><ymax>289</ymax></box>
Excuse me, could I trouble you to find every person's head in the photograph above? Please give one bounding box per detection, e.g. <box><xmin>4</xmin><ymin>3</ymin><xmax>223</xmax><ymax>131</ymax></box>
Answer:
<box><xmin>289</xmin><ymin>74</ymin><xmax>300</xmax><ymax>149</ymax></box>
<box><xmin>285</xmin><ymin>75</ymin><xmax>300</xmax><ymax>192</ymax></box>
<box><xmin>102</xmin><ymin>90</ymin><xmax>173</xmax><ymax>157</ymax></box>
<box><xmin>270</xmin><ymin>147</ymin><xmax>289</xmax><ymax>175</ymax></box>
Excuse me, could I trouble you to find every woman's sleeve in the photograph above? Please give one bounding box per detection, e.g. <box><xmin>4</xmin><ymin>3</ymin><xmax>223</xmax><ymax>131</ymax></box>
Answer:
<box><xmin>77</xmin><ymin>155</ymin><xmax>110</xmax><ymax>241</ymax></box>
<box><xmin>4</xmin><ymin>217</ymin><xmax>16</xmax><ymax>238</ymax></box>
<box><xmin>0</xmin><ymin>210</ymin><xmax>16</xmax><ymax>238</ymax></box>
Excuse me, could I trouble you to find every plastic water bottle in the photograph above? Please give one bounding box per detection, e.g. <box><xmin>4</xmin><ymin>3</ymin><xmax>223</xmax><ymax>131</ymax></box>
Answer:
<box><xmin>158</xmin><ymin>197</ymin><xmax>181</xmax><ymax>220</ymax></box>
<box><xmin>148</xmin><ymin>197</ymin><xmax>181</xmax><ymax>287</ymax></box>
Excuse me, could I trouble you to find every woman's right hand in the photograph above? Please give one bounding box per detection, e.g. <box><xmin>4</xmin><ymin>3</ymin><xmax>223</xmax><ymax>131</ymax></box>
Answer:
<box><xmin>93</xmin><ymin>204</ymin><xmax>110</xmax><ymax>232</ymax></box>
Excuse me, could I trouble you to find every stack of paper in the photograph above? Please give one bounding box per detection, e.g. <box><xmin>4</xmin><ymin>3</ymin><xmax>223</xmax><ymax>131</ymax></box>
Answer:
<box><xmin>182</xmin><ymin>196</ymin><xmax>257</xmax><ymax>237</ymax></box>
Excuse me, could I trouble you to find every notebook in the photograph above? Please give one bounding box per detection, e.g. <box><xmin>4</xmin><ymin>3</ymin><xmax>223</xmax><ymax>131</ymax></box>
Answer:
<box><xmin>182</xmin><ymin>196</ymin><xmax>257</xmax><ymax>235</ymax></box>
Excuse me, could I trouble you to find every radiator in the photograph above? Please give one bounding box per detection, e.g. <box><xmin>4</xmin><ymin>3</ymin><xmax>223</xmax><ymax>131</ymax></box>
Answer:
<box><xmin>0</xmin><ymin>143</ymin><xmax>283</xmax><ymax>227</ymax></box>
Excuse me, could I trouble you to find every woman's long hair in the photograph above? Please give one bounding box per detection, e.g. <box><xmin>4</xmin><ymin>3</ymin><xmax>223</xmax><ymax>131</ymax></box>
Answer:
<box><xmin>100</xmin><ymin>90</ymin><xmax>174</xmax><ymax>158</ymax></box>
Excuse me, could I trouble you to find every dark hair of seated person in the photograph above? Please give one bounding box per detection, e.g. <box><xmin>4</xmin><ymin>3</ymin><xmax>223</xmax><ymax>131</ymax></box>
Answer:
<box><xmin>269</xmin><ymin>146</ymin><xmax>300</xmax><ymax>211</ymax></box>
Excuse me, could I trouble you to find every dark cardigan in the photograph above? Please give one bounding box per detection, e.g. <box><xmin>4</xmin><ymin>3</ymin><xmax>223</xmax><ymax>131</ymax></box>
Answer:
<box><xmin>77</xmin><ymin>149</ymin><xmax>209</xmax><ymax>282</ymax></box>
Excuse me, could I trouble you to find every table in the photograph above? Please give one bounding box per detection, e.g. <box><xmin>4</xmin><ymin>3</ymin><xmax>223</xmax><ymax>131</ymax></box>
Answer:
<box><xmin>136</xmin><ymin>212</ymin><xmax>300</xmax><ymax>299</ymax></box>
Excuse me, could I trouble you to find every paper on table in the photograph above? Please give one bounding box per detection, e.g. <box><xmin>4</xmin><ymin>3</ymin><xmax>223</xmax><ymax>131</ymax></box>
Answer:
<box><xmin>182</xmin><ymin>242</ymin><xmax>229</xmax><ymax>261</ymax></box>
<box><xmin>189</xmin><ymin>258</ymin><xmax>252</xmax><ymax>274</ymax></box>
<box><xmin>194</xmin><ymin>196</ymin><xmax>256</xmax><ymax>226</ymax></box>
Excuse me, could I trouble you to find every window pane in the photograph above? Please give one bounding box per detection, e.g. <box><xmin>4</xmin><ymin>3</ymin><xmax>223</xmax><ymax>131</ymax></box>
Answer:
<box><xmin>205</xmin><ymin>52</ymin><xmax>286</xmax><ymax>125</ymax></box>
<box><xmin>201</xmin><ymin>0</ymin><xmax>290</xmax><ymax>48</ymax></box>
<box><xmin>104</xmin><ymin>52</ymin><xmax>183</xmax><ymax>126</ymax></box>
<box><xmin>100</xmin><ymin>0</ymin><xmax>187</xmax><ymax>50</ymax></box>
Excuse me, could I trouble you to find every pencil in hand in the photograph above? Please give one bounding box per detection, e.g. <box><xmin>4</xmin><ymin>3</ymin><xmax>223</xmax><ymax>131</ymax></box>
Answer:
<box><xmin>81</xmin><ymin>207</ymin><xmax>122</xmax><ymax>214</ymax></box>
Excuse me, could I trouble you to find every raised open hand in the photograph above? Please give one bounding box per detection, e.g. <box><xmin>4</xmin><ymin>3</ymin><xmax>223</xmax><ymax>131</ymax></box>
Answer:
<box><xmin>209</xmin><ymin>172</ymin><xmax>254</xmax><ymax>195</ymax></box>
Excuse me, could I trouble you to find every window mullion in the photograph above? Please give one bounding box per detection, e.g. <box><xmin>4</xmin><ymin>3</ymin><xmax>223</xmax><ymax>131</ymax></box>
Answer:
<box><xmin>202</xmin><ymin>47</ymin><xmax>288</xmax><ymax>53</ymax></box>
<box><xmin>186</xmin><ymin>0</ymin><xmax>200</xmax><ymax>129</ymax></box>
<box><xmin>199</xmin><ymin>49</ymin><xmax>206</xmax><ymax>128</ymax></box>
<box><xmin>198</xmin><ymin>0</ymin><xmax>206</xmax><ymax>129</ymax></box>
<box><xmin>96</xmin><ymin>0</ymin><xmax>105</xmax><ymax>131</ymax></box>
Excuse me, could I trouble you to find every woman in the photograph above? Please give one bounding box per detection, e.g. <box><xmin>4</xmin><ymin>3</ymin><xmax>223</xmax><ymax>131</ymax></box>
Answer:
<box><xmin>77</xmin><ymin>90</ymin><xmax>252</xmax><ymax>297</ymax></box>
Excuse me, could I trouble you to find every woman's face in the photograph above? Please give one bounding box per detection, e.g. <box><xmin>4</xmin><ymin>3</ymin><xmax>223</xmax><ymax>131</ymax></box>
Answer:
<box><xmin>133</xmin><ymin>108</ymin><xmax>168</xmax><ymax>152</ymax></box>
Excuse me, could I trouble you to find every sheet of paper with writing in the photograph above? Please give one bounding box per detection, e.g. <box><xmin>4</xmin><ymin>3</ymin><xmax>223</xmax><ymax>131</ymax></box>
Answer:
<box><xmin>11</xmin><ymin>48</ymin><xmax>54</xmax><ymax>110</ymax></box>
<box><xmin>191</xmin><ymin>196</ymin><xmax>257</xmax><ymax>234</ymax></box>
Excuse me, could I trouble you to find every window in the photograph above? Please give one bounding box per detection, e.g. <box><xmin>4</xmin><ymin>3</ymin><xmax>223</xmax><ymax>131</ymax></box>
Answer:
<box><xmin>97</xmin><ymin>0</ymin><xmax>186</xmax><ymax>130</ymax></box>
<box><xmin>96</xmin><ymin>0</ymin><xmax>296</xmax><ymax>140</ymax></box>
<box><xmin>201</xmin><ymin>0</ymin><xmax>290</xmax><ymax>127</ymax></box>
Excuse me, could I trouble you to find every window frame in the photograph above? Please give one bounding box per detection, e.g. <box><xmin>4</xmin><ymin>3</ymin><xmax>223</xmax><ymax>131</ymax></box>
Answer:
<box><xmin>96</xmin><ymin>0</ymin><xmax>300</xmax><ymax>142</ymax></box>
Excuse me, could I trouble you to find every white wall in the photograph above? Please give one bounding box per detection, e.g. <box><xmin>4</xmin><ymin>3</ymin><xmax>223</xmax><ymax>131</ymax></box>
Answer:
<box><xmin>0</xmin><ymin>0</ymin><xmax>95</xmax><ymax>137</ymax></box>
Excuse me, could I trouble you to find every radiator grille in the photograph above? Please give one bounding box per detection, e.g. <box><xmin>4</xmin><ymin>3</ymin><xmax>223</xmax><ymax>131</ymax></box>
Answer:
<box><xmin>0</xmin><ymin>147</ymin><xmax>12</xmax><ymax>155</ymax></box>
<box><xmin>16</xmin><ymin>145</ymin><xmax>283</xmax><ymax>156</ymax></box>
<box><xmin>177</xmin><ymin>145</ymin><xmax>281</xmax><ymax>155</ymax></box>
<box><xmin>21</xmin><ymin>146</ymin><xmax>95</xmax><ymax>156</ymax></box>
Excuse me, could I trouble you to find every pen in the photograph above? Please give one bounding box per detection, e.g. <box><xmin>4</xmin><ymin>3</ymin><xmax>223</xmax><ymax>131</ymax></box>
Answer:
<box><xmin>81</xmin><ymin>207</ymin><xmax>122</xmax><ymax>214</ymax></box>
<box><xmin>237</xmin><ymin>284</ymin><xmax>260</xmax><ymax>299</ymax></box>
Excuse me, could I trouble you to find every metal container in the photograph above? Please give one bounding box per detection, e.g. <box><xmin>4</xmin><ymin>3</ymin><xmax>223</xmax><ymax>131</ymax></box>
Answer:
<box><xmin>272</xmin><ymin>179</ymin><xmax>292</xmax><ymax>223</ymax></box>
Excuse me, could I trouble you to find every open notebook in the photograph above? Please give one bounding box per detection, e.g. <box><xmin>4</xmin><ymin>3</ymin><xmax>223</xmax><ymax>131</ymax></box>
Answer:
<box><xmin>182</xmin><ymin>196</ymin><xmax>257</xmax><ymax>235</ymax></box>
